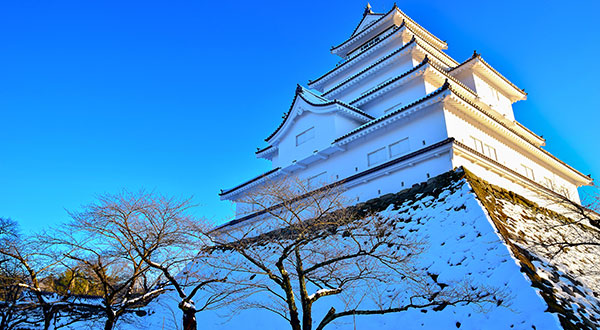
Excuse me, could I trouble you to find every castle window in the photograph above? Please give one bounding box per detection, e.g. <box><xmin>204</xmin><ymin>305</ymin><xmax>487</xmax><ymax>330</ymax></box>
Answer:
<box><xmin>359</xmin><ymin>35</ymin><xmax>381</xmax><ymax>52</ymax></box>
<box><xmin>491</xmin><ymin>88</ymin><xmax>501</xmax><ymax>101</ymax></box>
<box><xmin>308</xmin><ymin>171</ymin><xmax>327</xmax><ymax>188</ymax></box>
<box><xmin>296</xmin><ymin>127</ymin><xmax>315</xmax><ymax>146</ymax></box>
<box><xmin>389</xmin><ymin>138</ymin><xmax>410</xmax><ymax>158</ymax></box>
<box><xmin>522</xmin><ymin>164</ymin><xmax>535</xmax><ymax>180</ymax></box>
<box><xmin>368</xmin><ymin>147</ymin><xmax>387</xmax><ymax>166</ymax></box>
<box><xmin>471</xmin><ymin>136</ymin><xmax>484</xmax><ymax>154</ymax></box>
<box><xmin>485</xmin><ymin>144</ymin><xmax>497</xmax><ymax>160</ymax></box>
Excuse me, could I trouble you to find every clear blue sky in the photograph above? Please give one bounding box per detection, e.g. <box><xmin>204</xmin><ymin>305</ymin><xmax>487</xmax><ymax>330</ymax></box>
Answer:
<box><xmin>1</xmin><ymin>0</ymin><xmax>599</xmax><ymax>233</ymax></box>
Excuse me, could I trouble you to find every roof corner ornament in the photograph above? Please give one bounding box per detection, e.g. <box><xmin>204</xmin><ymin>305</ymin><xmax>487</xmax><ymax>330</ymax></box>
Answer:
<box><xmin>423</xmin><ymin>55</ymin><xmax>429</xmax><ymax>63</ymax></box>
<box><xmin>363</xmin><ymin>3</ymin><xmax>373</xmax><ymax>16</ymax></box>
<box><xmin>472</xmin><ymin>50</ymin><xmax>480</xmax><ymax>58</ymax></box>
<box><xmin>442</xmin><ymin>78</ymin><xmax>451</xmax><ymax>90</ymax></box>
<box><xmin>296</xmin><ymin>84</ymin><xmax>304</xmax><ymax>95</ymax></box>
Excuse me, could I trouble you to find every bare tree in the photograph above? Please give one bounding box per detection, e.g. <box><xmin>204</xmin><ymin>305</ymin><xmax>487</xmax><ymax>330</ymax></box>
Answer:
<box><xmin>527</xmin><ymin>187</ymin><xmax>600</xmax><ymax>259</ymax></box>
<box><xmin>209</xmin><ymin>177</ymin><xmax>505</xmax><ymax>330</ymax></box>
<box><xmin>87</xmin><ymin>190</ymin><xmax>246</xmax><ymax>330</ymax></box>
<box><xmin>0</xmin><ymin>217</ymin><xmax>80</xmax><ymax>330</ymax></box>
<box><xmin>55</xmin><ymin>190</ymin><xmax>244</xmax><ymax>330</ymax></box>
<box><xmin>0</xmin><ymin>217</ymin><xmax>30</xmax><ymax>330</ymax></box>
<box><xmin>50</xmin><ymin>192</ymin><xmax>173</xmax><ymax>330</ymax></box>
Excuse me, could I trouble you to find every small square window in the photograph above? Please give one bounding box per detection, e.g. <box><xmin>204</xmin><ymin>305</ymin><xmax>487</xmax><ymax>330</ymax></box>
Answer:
<box><xmin>389</xmin><ymin>138</ymin><xmax>409</xmax><ymax>158</ymax></box>
<box><xmin>296</xmin><ymin>127</ymin><xmax>315</xmax><ymax>146</ymax></box>
<box><xmin>522</xmin><ymin>164</ymin><xmax>535</xmax><ymax>180</ymax></box>
<box><xmin>307</xmin><ymin>171</ymin><xmax>327</xmax><ymax>189</ymax></box>
<box><xmin>368</xmin><ymin>147</ymin><xmax>387</xmax><ymax>166</ymax></box>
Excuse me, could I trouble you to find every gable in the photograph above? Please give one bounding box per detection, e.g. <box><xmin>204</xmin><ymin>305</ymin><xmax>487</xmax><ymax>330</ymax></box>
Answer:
<box><xmin>274</xmin><ymin>107</ymin><xmax>362</xmax><ymax>167</ymax></box>
<box><xmin>265</xmin><ymin>87</ymin><xmax>372</xmax><ymax>145</ymax></box>
<box><xmin>351</xmin><ymin>13</ymin><xmax>384</xmax><ymax>37</ymax></box>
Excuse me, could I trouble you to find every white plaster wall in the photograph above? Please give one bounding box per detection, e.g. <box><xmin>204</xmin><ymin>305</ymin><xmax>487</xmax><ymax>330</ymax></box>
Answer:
<box><xmin>343</xmin><ymin>153</ymin><xmax>453</xmax><ymax>203</ymax></box>
<box><xmin>275</xmin><ymin>112</ymin><xmax>333</xmax><ymax>167</ymax></box>
<box><xmin>443</xmin><ymin>108</ymin><xmax>581</xmax><ymax>203</ymax></box>
<box><xmin>473</xmin><ymin>74</ymin><xmax>514</xmax><ymax>120</ymax></box>
<box><xmin>279</xmin><ymin>104</ymin><xmax>447</xmax><ymax>192</ymax></box>
<box><xmin>453</xmin><ymin>70</ymin><xmax>515</xmax><ymax>121</ymax></box>
<box><xmin>234</xmin><ymin>103</ymin><xmax>451</xmax><ymax>216</ymax></box>
<box><xmin>273</xmin><ymin>111</ymin><xmax>361</xmax><ymax>168</ymax></box>
<box><xmin>452</xmin><ymin>70</ymin><xmax>477</xmax><ymax>92</ymax></box>
<box><xmin>424</xmin><ymin>78</ymin><xmax>440</xmax><ymax>94</ymax></box>
<box><xmin>269</xmin><ymin>153</ymin><xmax>279</xmax><ymax>168</ymax></box>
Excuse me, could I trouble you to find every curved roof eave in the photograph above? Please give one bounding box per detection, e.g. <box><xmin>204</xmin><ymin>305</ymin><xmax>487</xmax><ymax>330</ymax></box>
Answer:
<box><xmin>264</xmin><ymin>87</ymin><xmax>373</xmax><ymax>143</ymax></box>
<box><xmin>450</xmin><ymin>53</ymin><xmax>527</xmax><ymax>101</ymax></box>
<box><xmin>332</xmin><ymin>4</ymin><xmax>447</xmax><ymax>56</ymax></box>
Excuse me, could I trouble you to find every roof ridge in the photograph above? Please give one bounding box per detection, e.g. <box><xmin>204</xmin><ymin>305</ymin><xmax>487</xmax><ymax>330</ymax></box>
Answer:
<box><xmin>446</xmin><ymin>86</ymin><xmax>589</xmax><ymax>180</ymax></box>
<box><xmin>350</xmin><ymin>55</ymin><xmax>430</xmax><ymax>104</ymax></box>
<box><xmin>393</xmin><ymin>6</ymin><xmax>447</xmax><ymax>49</ymax></box>
<box><xmin>336</xmin><ymin>5</ymin><xmax>398</xmax><ymax>51</ymax></box>
<box><xmin>310</xmin><ymin>23</ymin><xmax>406</xmax><ymax>86</ymax></box>
<box><xmin>336</xmin><ymin>82</ymin><xmax>450</xmax><ymax>143</ymax></box>
<box><xmin>219</xmin><ymin>167</ymin><xmax>281</xmax><ymax>196</ymax></box>
<box><xmin>265</xmin><ymin>85</ymin><xmax>374</xmax><ymax>142</ymax></box>
<box><xmin>449</xmin><ymin>53</ymin><xmax>526</xmax><ymax>97</ymax></box>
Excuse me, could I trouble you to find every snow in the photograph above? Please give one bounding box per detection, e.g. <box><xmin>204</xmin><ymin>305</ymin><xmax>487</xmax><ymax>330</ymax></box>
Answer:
<box><xmin>298</xmin><ymin>86</ymin><xmax>330</xmax><ymax>104</ymax></box>
<box><xmin>64</xmin><ymin>170</ymin><xmax>600</xmax><ymax>329</ymax></box>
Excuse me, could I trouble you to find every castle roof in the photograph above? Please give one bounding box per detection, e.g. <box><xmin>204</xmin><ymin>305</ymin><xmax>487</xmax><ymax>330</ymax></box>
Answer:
<box><xmin>348</xmin><ymin>3</ymin><xmax>385</xmax><ymax>37</ymax></box>
<box><xmin>335</xmin><ymin>80</ymin><xmax>452</xmax><ymax>143</ymax></box>
<box><xmin>310</xmin><ymin>20</ymin><xmax>458</xmax><ymax>91</ymax></box>
<box><xmin>331</xmin><ymin>4</ymin><xmax>447</xmax><ymax>58</ymax></box>
<box><xmin>219</xmin><ymin>167</ymin><xmax>281</xmax><ymax>197</ymax></box>
<box><xmin>449</xmin><ymin>52</ymin><xmax>527</xmax><ymax>102</ymax></box>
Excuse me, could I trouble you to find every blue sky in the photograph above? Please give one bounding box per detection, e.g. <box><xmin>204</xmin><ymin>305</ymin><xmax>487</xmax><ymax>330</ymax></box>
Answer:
<box><xmin>1</xmin><ymin>0</ymin><xmax>598</xmax><ymax>233</ymax></box>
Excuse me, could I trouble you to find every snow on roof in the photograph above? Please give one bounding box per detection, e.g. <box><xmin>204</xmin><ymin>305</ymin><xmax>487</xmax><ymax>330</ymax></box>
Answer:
<box><xmin>298</xmin><ymin>85</ymin><xmax>330</xmax><ymax>104</ymax></box>
<box><xmin>137</xmin><ymin>168</ymin><xmax>600</xmax><ymax>329</ymax></box>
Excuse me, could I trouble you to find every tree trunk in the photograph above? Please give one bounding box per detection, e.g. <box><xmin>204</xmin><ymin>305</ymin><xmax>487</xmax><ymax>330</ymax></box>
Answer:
<box><xmin>104</xmin><ymin>309</ymin><xmax>116</xmax><ymax>330</ymax></box>
<box><xmin>179</xmin><ymin>300</ymin><xmax>198</xmax><ymax>330</ymax></box>
<box><xmin>276</xmin><ymin>263</ymin><xmax>301</xmax><ymax>330</ymax></box>
<box><xmin>182</xmin><ymin>308</ymin><xmax>197</xmax><ymax>330</ymax></box>
<box><xmin>104</xmin><ymin>317</ymin><xmax>115</xmax><ymax>330</ymax></box>
<box><xmin>43</xmin><ymin>306</ymin><xmax>53</xmax><ymax>330</ymax></box>
<box><xmin>302</xmin><ymin>303</ymin><xmax>313</xmax><ymax>330</ymax></box>
<box><xmin>295</xmin><ymin>248</ymin><xmax>312</xmax><ymax>330</ymax></box>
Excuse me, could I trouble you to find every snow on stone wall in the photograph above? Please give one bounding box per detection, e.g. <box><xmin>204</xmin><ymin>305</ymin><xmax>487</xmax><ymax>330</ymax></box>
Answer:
<box><xmin>119</xmin><ymin>168</ymin><xmax>598</xmax><ymax>330</ymax></box>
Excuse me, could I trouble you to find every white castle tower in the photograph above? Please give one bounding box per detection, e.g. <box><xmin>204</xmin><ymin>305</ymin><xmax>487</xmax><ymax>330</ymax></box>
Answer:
<box><xmin>220</xmin><ymin>4</ymin><xmax>592</xmax><ymax>219</ymax></box>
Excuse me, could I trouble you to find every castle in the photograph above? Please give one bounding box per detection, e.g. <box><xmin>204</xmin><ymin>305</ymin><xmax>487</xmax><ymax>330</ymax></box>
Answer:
<box><xmin>219</xmin><ymin>3</ymin><xmax>592</xmax><ymax>220</ymax></box>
